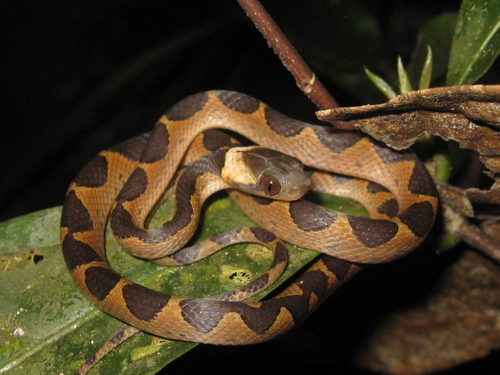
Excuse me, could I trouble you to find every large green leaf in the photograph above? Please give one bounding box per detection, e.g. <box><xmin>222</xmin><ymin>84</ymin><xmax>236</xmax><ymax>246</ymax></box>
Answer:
<box><xmin>447</xmin><ymin>0</ymin><xmax>500</xmax><ymax>85</ymax></box>
<box><xmin>0</xmin><ymin>193</ymin><xmax>365</xmax><ymax>374</ymax></box>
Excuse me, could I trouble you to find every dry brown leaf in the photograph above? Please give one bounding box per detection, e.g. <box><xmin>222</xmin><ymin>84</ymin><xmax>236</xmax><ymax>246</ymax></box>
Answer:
<box><xmin>317</xmin><ymin>85</ymin><xmax>500</xmax><ymax>173</ymax></box>
<box><xmin>356</xmin><ymin>250</ymin><xmax>500</xmax><ymax>374</ymax></box>
<box><xmin>437</xmin><ymin>182</ymin><xmax>475</xmax><ymax>218</ymax></box>
<box><xmin>467</xmin><ymin>187</ymin><xmax>500</xmax><ymax>206</ymax></box>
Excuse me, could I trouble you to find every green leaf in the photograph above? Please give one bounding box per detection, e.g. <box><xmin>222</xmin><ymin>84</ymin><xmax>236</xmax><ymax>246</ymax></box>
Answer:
<box><xmin>419</xmin><ymin>46</ymin><xmax>433</xmax><ymax>90</ymax></box>
<box><xmin>397</xmin><ymin>56</ymin><xmax>413</xmax><ymax>93</ymax></box>
<box><xmin>447</xmin><ymin>0</ymin><xmax>500</xmax><ymax>85</ymax></box>
<box><xmin>0</xmin><ymin>193</ymin><xmax>365</xmax><ymax>374</ymax></box>
<box><xmin>363</xmin><ymin>66</ymin><xmax>397</xmax><ymax>99</ymax></box>
<box><xmin>434</xmin><ymin>153</ymin><xmax>452</xmax><ymax>183</ymax></box>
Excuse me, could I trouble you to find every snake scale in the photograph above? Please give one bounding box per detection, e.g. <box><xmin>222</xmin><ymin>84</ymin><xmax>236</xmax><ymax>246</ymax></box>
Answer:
<box><xmin>61</xmin><ymin>90</ymin><xmax>438</xmax><ymax>346</ymax></box>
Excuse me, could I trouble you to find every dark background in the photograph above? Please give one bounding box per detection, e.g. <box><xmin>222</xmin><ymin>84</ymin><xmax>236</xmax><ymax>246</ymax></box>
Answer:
<box><xmin>3</xmin><ymin>0</ymin><xmax>499</xmax><ymax>373</ymax></box>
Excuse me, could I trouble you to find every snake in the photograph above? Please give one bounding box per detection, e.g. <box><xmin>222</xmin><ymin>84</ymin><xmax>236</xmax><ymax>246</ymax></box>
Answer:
<box><xmin>61</xmin><ymin>90</ymin><xmax>438</xmax><ymax>348</ymax></box>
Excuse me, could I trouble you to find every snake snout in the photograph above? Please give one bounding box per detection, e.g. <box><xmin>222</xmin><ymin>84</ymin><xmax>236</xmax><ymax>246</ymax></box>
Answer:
<box><xmin>279</xmin><ymin>168</ymin><xmax>311</xmax><ymax>201</ymax></box>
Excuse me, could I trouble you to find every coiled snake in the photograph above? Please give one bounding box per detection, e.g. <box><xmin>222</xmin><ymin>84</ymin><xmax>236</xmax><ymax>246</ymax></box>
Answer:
<box><xmin>61</xmin><ymin>90</ymin><xmax>438</xmax><ymax>347</ymax></box>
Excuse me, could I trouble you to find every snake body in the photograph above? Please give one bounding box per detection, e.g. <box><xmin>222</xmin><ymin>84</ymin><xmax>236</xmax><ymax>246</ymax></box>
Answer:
<box><xmin>61</xmin><ymin>90</ymin><xmax>438</xmax><ymax>345</ymax></box>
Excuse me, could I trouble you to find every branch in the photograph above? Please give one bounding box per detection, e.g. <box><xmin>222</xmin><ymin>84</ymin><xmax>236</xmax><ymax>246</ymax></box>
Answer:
<box><xmin>237</xmin><ymin>0</ymin><xmax>352</xmax><ymax>129</ymax></box>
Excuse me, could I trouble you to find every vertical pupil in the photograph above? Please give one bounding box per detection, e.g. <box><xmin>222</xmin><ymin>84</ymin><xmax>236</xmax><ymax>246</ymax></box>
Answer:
<box><xmin>260</xmin><ymin>175</ymin><xmax>280</xmax><ymax>196</ymax></box>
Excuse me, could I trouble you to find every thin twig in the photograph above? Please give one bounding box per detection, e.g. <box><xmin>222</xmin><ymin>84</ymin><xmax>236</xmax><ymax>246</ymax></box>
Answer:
<box><xmin>237</xmin><ymin>0</ymin><xmax>352</xmax><ymax>129</ymax></box>
<box><xmin>455</xmin><ymin>221</ymin><xmax>500</xmax><ymax>263</ymax></box>
<box><xmin>437</xmin><ymin>182</ymin><xmax>500</xmax><ymax>263</ymax></box>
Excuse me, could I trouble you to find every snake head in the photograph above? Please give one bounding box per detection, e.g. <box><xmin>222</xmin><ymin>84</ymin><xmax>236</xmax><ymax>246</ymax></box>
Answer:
<box><xmin>222</xmin><ymin>146</ymin><xmax>311</xmax><ymax>201</ymax></box>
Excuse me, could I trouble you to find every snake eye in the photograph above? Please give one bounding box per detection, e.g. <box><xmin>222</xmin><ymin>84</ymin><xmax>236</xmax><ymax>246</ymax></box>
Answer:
<box><xmin>260</xmin><ymin>175</ymin><xmax>281</xmax><ymax>196</ymax></box>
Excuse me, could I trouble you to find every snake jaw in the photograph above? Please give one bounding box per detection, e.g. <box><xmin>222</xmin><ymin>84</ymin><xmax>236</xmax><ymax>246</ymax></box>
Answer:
<box><xmin>280</xmin><ymin>165</ymin><xmax>312</xmax><ymax>200</ymax></box>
